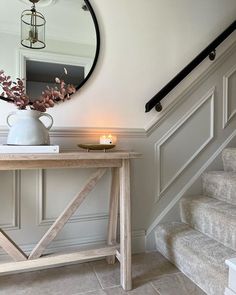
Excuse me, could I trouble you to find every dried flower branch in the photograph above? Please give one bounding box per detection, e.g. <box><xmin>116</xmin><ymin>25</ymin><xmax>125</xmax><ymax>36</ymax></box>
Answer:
<box><xmin>0</xmin><ymin>69</ymin><xmax>76</xmax><ymax>112</ymax></box>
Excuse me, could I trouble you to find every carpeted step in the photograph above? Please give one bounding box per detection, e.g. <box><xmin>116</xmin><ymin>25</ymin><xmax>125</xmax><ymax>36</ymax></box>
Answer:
<box><xmin>202</xmin><ymin>171</ymin><xmax>236</xmax><ymax>205</ymax></box>
<box><xmin>155</xmin><ymin>222</ymin><xmax>236</xmax><ymax>295</ymax></box>
<box><xmin>223</xmin><ymin>148</ymin><xmax>236</xmax><ymax>172</ymax></box>
<box><xmin>180</xmin><ymin>195</ymin><xmax>236</xmax><ymax>251</ymax></box>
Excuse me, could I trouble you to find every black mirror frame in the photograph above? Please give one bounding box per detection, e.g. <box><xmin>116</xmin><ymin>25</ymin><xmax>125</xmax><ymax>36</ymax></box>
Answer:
<box><xmin>0</xmin><ymin>0</ymin><xmax>100</xmax><ymax>106</ymax></box>
<box><xmin>75</xmin><ymin>0</ymin><xmax>100</xmax><ymax>91</ymax></box>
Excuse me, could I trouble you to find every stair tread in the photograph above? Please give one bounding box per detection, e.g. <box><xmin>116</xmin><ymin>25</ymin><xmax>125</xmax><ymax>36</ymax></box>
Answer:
<box><xmin>203</xmin><ymin>170</ymin><xmax>236</xmax><ymax>179</ymax></box>
<box><xmin>156</xmin><ymin>222</ymin><xmax>236</xmax><ymax>270</ymax></box>
<box><xmin>181</xmin><ymin>195</ymin><xmax>236</xmax><ymax>250</ymax></box>
<box><xmin>155</xmin><ymin>222</ymin><xmax>236</xmax><ymax>295</ymax></box>
<box><xmin>202</xmin><ymin>171</ymin><xmax>236</xmax><ymax>205</ymax></box>
<box><xmin>182</xmin><ymin>195</ymin><xmax>236</xmax><ymax>218</ymax></box>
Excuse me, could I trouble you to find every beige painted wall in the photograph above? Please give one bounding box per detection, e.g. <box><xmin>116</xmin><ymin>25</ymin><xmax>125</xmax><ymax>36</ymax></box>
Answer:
<box><xmin>0</xmin><ymin>0</ymin><xmax>236</xmax><ymax>128</ymax></box>
<box><xmin>0</xmin><ymin>40</ymin><xmax>236</xmax><ymax>254</ymax></box>
<box><xmin>0</xmin><ymin>1</ymin><xmax>236</xmax><ymax>255</ymax></box>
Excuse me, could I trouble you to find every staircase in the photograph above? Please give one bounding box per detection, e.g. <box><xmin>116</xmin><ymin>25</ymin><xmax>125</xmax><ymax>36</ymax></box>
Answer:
<box><xmin>155</xmin><ymin>148</ymin><xmax>236</xmax><ymax>295</ymax></box>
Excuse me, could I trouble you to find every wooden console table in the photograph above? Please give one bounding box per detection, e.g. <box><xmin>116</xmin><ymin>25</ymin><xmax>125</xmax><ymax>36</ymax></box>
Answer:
<box><xmin>0</xmin><ymin>151</ymin><xmax>141</xmax><ymax>291</ymax></box>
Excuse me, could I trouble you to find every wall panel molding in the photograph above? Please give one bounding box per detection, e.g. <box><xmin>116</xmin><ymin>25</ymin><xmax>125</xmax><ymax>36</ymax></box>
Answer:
<box><xmin>0</xmin><ymin>127</ymin><xmax>147</xmax><ymax>142</ymax></box>
<box><xmin>36</xmin><ymin>169</ymin><xmax>109</xmax><ymax>226</ymax></box>
<box><xmin>0</xmin><ymin>171</ymin><xmax>20</xmax><ymax>230</ymax></box>
<box><xmin>0</xmin><ymin>229</ymin><xmax>145</xmax><ymax>257</ymax></box>
<box><xmin>146</xmin><ymin>129</ymin><xmax>236</xmax><ymax>250</ymax></box>
<box><xmin>50</xmin><ymin>127</ymin><xmax>147</xmax><ymax>139</ymax></box>
<box><xmin>154</xmin><ymin>88</ymin><xmax>215</xmax><ymax>201</ymax></box>
<box><xmin>145</xmin><ymin>40</ymin><xmax>236</xmax><ymax>135</ymax></box>
<box><xmin>223</xmin><ymin>63</ymin><xmax>236</xmax><ymax>128</ymax></box>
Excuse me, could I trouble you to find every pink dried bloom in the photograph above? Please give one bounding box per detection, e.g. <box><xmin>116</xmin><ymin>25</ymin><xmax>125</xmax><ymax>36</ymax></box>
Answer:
<box><xmin>67</xmin><ymin>84</ymin><xmax>76</xmax><ymax>94</ymax></box>
<box><xmin>32</xmin><ymin>100</ymin><xmax>47</xmax><ymax>112</ymax></box>
<box><xmin>0</xmin><ymin>69</ymin><xmax>76</xmax><ymax>112</ymax></box>
<box><xmin>0</xmin><ymin>70</ymin><xmax>29</xmax><ymax>109</ymax></box>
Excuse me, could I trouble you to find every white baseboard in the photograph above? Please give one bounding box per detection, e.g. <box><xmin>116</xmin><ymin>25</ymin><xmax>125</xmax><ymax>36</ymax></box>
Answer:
<box><xmin>132</xmin><ymin>229</ymin><xmax>146</xmax><ymax>253</ymax></box>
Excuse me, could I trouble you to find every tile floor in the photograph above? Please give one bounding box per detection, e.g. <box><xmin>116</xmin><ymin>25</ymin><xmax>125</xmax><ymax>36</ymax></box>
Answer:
<box><xmin>0</xmin><ymin>252</ymin><xmax>206</xmax><ymax>295</ymax></box>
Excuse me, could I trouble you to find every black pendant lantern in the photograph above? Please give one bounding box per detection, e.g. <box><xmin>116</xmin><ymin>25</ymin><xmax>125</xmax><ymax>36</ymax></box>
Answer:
<box><xmin>21</xmin><ymin>0</ymin><xmax>46</xmax><ymax>49</ymax></box>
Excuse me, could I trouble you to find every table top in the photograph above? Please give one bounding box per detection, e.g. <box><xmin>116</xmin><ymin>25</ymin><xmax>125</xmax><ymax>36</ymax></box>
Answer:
<box><xmin>0</xmin><ymin>150</ymin><xmax>141</xmax><ymax>161</ymax></box>
<box><xmin>0</xmin><ymin>151</ymin><xmax>141</xmax><ymax>170</ymax></box>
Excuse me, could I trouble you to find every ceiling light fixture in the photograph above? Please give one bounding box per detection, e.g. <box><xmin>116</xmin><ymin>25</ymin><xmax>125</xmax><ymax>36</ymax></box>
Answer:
<box><xmin>21</xmin><ymin>0</ymin><xmax>46</xmax><ymax>49</ymax></box>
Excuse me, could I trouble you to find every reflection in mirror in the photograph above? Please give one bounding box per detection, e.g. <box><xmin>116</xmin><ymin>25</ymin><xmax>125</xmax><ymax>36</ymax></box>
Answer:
<box><xmin>0</xmin><ymin>0</ymin><xmax>99</xmax><ymax>101</ymax></box>
<box><xmin>26</xmin><ymin>61</ymin><xmax>84</xmax><ymax>99</ymax></box>
<box><xmin>21</xmin><ymin>0</ymin><xmax>47</xmax><ymax>49</ymax></box>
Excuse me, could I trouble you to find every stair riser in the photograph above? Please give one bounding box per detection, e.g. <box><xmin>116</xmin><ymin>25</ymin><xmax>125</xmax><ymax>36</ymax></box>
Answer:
<box><xmin>154</xmin><ymin>148</ymin><xmax>236</xmax><ymax>295</ymax></box>
<box><xmin>180</xmin><ymin>198</ymin><xmax>236</xmax><ymax>251</ymax></box>
<box><xmin>202</xmin><ymin>172</ymin><xmax>236</xmax><ymax>205</ymax></box>
<box><xmin>155</xmin><ymin>224</ymin><xmax>228</xmax><ymax>295</ymax></box>
<box><xmin>222</xmin><ymin>149</ymin><xmax>236</xmax><ymax>172</ymax></box>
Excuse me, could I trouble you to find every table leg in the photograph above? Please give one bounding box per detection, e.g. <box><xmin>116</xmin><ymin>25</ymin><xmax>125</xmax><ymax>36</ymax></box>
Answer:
<box><xmin>106</xmin><ymin>168</ymin><xmax>119</xmax><ymax>264</ymax></box>
<box><xmin>119</xmin><ymin>159</ymin><xmax>132</xmax><ymax>291</ymax></box>
<box><xmin>0</xmin><ymin>230</ymin><xmax>27</xmax><ymax>262</ymax></box>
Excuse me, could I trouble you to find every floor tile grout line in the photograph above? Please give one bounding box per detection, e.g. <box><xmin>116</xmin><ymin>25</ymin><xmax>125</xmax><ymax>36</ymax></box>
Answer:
<box><xmin>155</xmin><ymin>270</ymin><xmax>181</xmax><ymax>280</ymax></box>
<box><xmin>0</xmin><ymin>253</ymin><xmax>204</xmax><ymax>294</ymax></box>
<box><xmin>75</xmin><ymin>289</ymin><xmax>104</xmax><ymax>295</ymax></box>
<box><xmin>150</xmin><ymin>281</ymin><xmax>162</xmax><ymax>295</ymax></box>
<box><xmin>132</xmin><ymin>269</ymin><xmax>181</xmax><ymax>286</ymax></box>
<box><xmin>90</xmin><ymin>260</ymin><xmax>121</xmax><ymax>290</ymax></box>
<box><xmin>102</xmin><ymin>284</ymin><xmax>122</xmax><ymax>290</ymax></box>
<box><xmin>91</xmin><ymin>262</ymin><xmax>107</xmax><ymax>291</ymax></box>
<box><xmin>72</xmin><ymin>262</ymin><xmax>105</xmax><ymax>295</ymax></box>
<box><xmin>176</xmin><ymin>272</ymin><xmax>190</xmax><ymax>294</ymax></box>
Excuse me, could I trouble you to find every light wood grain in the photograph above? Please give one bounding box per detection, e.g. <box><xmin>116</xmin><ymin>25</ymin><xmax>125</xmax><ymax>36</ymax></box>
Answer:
<box><xmin>119</xmin><ymin>159</ymin><xmax>132</xmax><ymax>291</ymax></box>
<box><xmin>0</xmin><ymin>230</ymin><xmax>27</xmax><ymax>262</ymax></box>
<box><xmin>29</xmin><ymin>168</ymin><xmax>107</xmax><ymax>260</ymax></box>
<box><xmin>0</xmin><ymin>151</ymin><xmax>141</xmax><ymax>170</ymax></box>
<box><xmin>0</xmin><ymin>245</ymin><xmax>118</xmax><ymax>276</ymax></box>
<box><xmin>0</xmin><ymin>150</ymin><xmax>140</xmax><ymax>291</ymax></box>
<box><xmin>116</xmin><ymin>250</ymin><xmax>121</xmax><ymax>262</ymax></box>
<box><xmin>0</xmin><ymin>159</ymin><xmax>122</xmax><ymax>170</ymax></box>
<box><xmin>0</xmin><ymin>151</ymin><xmax>141</xmax><ymax>161</ymax></box>
<box><xmin>106</xmin><ymin>168</ymin><xmax>119</xmax><ymax>264</ymax></box>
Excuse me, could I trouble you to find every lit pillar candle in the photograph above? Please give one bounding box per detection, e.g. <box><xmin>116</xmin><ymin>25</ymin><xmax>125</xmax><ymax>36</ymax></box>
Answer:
<box><xmin>100</xmin><ymin>134</ymin><xmax>114</xmax><ymax>145</ymax></box>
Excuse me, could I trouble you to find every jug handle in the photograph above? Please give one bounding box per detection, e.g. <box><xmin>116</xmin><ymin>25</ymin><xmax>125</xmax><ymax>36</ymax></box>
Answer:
<box><xmin>39</xmin><ymin>113</ymin><xmax>54</xmax><ymax>130</ymax></box>
<box><xmin>6</xmin><ymin>112</ymin><xmax>16</xmax><ymax>127</ymax></box>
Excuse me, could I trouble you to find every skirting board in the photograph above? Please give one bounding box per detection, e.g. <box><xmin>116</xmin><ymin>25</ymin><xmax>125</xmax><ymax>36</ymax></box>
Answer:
<box><xmin>0</xmin><ymin>229</ymin><xmax>146</xmax><ymax>261</ymax></box>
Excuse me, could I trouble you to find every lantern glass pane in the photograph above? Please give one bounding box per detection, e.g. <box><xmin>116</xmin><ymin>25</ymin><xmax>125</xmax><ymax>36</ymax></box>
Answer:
<box><xmin>21</xmin><ymin>10</ymin><xmax>46</xmax><ymax>49</ymax></box>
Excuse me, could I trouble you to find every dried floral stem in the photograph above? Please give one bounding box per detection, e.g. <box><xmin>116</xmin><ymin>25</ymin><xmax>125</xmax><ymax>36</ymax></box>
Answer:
<box><xmin>0</xmin><ymin>69</ymin><xmax>76</xmax><ymax>112</ymax></box>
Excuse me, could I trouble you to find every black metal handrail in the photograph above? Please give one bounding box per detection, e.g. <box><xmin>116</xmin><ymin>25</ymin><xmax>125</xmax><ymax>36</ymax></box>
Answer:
<box><xmin>145</xmin><ymin>20</ymin><xmax>236</xmax><ymax>113</ymax></box>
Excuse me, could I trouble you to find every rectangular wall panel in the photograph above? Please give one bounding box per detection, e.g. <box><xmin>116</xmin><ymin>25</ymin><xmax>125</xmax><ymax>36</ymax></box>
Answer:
<box><xmin>155</xmin><ymin>89</ymin><xmax>214</xmax><ymax>199</ymax></box>
<box><xmin>0</xmin><ymin>171</ymin><xmax>19</xmax><ymax>230</ymax></box>
<box><xmin>37</xmin><ymin>169</ymin><xmax>110</xmax><ymax>226</ymax></box>
<box><xmin>223</xmin><ymin>64</ymin><xmax>236</xmax><ymax>128</ymax></box>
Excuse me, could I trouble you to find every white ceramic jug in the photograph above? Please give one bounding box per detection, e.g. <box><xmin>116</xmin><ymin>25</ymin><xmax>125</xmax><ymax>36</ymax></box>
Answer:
<box><xmin>6</xmin><ymin>110</ymin><xmax>53</xmax><ymax>145</ymax></box>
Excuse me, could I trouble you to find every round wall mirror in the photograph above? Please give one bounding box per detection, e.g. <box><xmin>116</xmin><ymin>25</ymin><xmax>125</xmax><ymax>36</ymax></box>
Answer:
<box><xmin>0</xmin><ymin>0</ymin><xmax>100</xmax><ymax>101</ymax></box>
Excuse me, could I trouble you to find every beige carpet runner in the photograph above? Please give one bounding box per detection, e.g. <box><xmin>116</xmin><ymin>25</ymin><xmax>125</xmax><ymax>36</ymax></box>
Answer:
<box><xmin>155</xmin><ymin>148</ymin><xmax>236</xmax><ymax>295</ymax></box>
